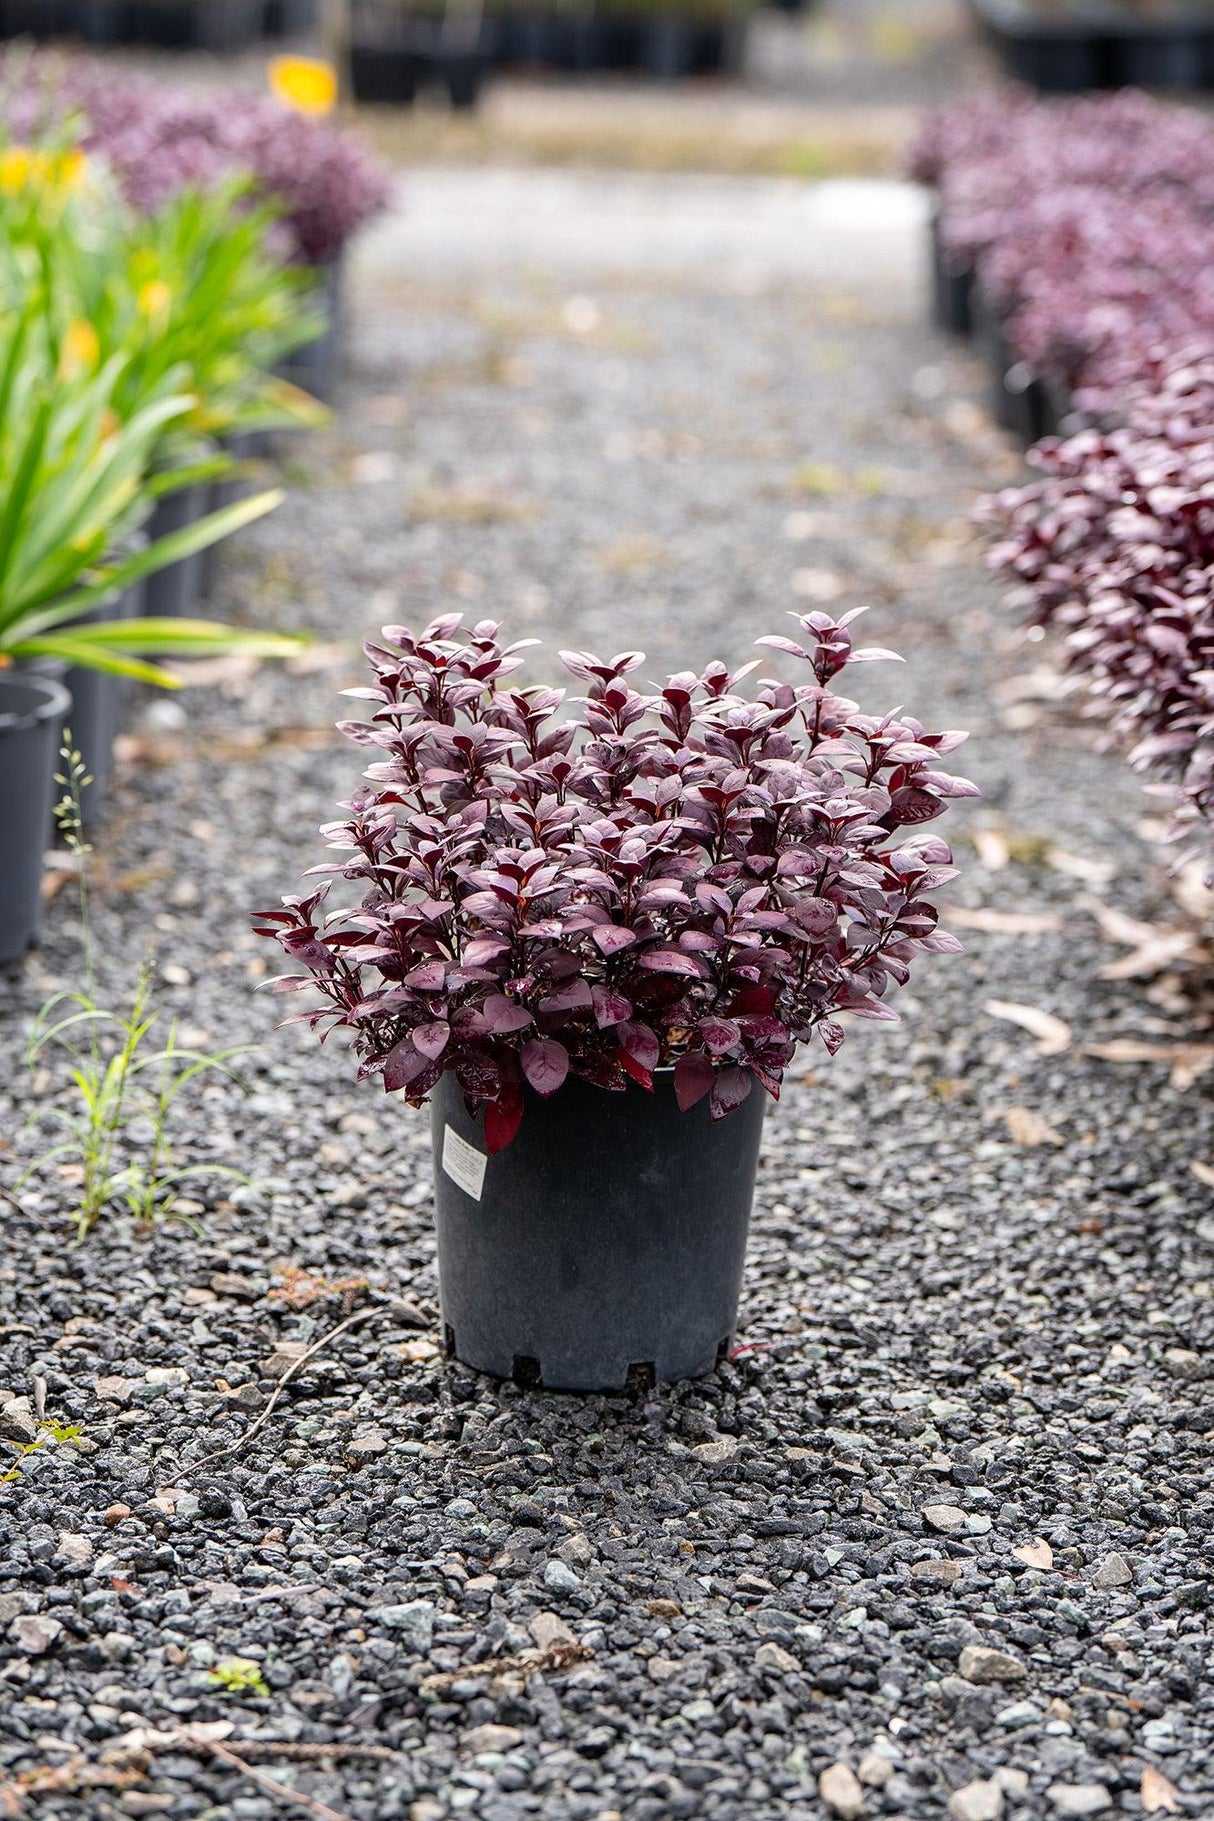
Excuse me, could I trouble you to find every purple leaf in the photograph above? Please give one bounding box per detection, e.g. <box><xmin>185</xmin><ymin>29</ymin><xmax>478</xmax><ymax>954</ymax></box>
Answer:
<box><xmin>617</xmin><ymin>1022</ymin><xmax>660</xmax><ymax>1070</ymax></box>
<box><xmin>520</xmin><ymin>1038</ymin><xmax>570</xmax><ymax>1097</ymax></box>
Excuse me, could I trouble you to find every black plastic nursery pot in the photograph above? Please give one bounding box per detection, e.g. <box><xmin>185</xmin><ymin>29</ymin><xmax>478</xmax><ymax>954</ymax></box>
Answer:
<box><xmin>278</xmin><ymin>258</ymin><xmax>345</xmax><ymax>405</ymax></box>
<box><xmin>262</xmin><ymin>0</ymin><xmax>317</xmax><ymax>31</ymax></box>
<box><xmin>929</xmin><ymin>210</ymin><xmax>972</xmax><ymax>339</ymax></box>
<box><xmin>430</xmin><ymin>1070</ymin><xmax>768</xmax><ymax>1393</ymax></box>
<box><xmin>1114</xmin><ymin>25</ymin><xmax>1206</xmax><ymax>88</ymax></box>
<box><xmin>121</xmin><ymin>0</ymin><xmax>262</xmax><ymax>49</ymax></box>
<box><xmin>971</xmin><ymin>287</ymin><xmax>1050</xmax><ymax>444</ymax></box>
<box><xmin>442</xmin><ymin>47</ymin><xmax>488</xmax><ymax>107</ymax></box>
<box><xmin>50</xmin><ymin>0</ymin><xmax>125</xmax><ymax>39</ymax></box>
<box><xmin>349</xmin><ymin>41</ymin><xmax>425</xmax><ymax>102</ymax></box>
<box><xmin>0</xmin><ymin>673</ymin><xmax>71</xmax><ymax>971</ymax></box>
<box><xmin>63</xmin><ymin>584</ymin><xmax>141</xmax><ymax>827</ymax></box>
<box><xmin>639</xmin><ymin>13</ymin><xmax>700</xmax><ymax>77</ymax></box>
<box><xmin>968</xmin><ymin>0</ymin><xmax>1214</xmax><ymax>93</ymax></box>
<box><xmin>145</xmin><ymin>482</ymin><xmax>208</xmax><ymax>619</ymax></box>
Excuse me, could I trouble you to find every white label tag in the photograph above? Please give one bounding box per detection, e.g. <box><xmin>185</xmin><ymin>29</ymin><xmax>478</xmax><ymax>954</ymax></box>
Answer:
<box><xmin>442</xmin><ymin>1126</ymin><xmax>488</xmax><ymax>1202</ymax></box>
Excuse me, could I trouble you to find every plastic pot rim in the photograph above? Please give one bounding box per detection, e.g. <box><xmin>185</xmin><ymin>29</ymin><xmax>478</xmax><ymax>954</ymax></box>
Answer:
<box><xmin>0</xmin><ymin>672</ymin><xmax>73</xmax><ymax>735</ymax></box>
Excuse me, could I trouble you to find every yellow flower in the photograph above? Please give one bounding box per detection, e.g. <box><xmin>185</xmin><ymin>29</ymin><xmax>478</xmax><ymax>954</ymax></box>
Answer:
<box><xmin>138</xmin><ymin>279</ymin><xmax>173</xmax><ymax>328</ymax></box>
<box><xmin>268</xmin><ymin>55</ymin><xmax>337</xmax><ymax>118</ymax></box>
<box><xmin>59</xmin><ymin>318</ymin><xmax>100</xmax><ymax>378</ymax></box>
<box><xmin>54</xmin><ymin>148</ymin><xmax>89</xmax><ymax>193</ymax></box>
<box><xmin>0</xmin><ymin>145</ymin><xmax>33</xmax><ymax>195</ymax></box>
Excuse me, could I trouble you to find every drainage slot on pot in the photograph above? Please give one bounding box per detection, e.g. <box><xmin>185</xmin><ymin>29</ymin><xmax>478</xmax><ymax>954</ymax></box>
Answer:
<box><xmin>512</xmin><ymin>1354</ymin><xmax>543</xmax><ymax>1390</ymax></box>
<box><xmin>443</xmin><ymin>1323</ymin><xmax>457</xmax><ymax>1359</ymax></box>
<box><xmin>625</xmin><ymin>1361</ymin><xmax>656</xmax><ymax>1393</ymax></box>
<box><xmin>715</xmin><ymin>1336</ymin><xmax>732</xmax><ymax>1366</ymax></box>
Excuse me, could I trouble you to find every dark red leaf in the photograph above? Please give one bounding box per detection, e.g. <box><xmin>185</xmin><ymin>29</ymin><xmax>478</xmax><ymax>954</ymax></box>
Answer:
<box><xmin>484</xmin><ymin>1083</ymin><xmax>524</xmax><ymax>1153</ymax></box>
<box><xmin>710</xmin><ymin>1067</ymin><xmax>753</xmax><ymax>1119</ymax></box>
<box><xmin>618</xmin><ymin>1049</ymin><xmax>654</xmax><ymax>1090</ymax></box>
<box><xmin>673</xmin><ymin>1052</ymin><xmax>714</xmax><ymax>1111</ymax></box>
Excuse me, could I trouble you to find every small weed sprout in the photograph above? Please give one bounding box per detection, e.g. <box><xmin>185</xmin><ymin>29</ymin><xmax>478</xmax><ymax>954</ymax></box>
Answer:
<box><xmin>1</xmin><ymin>1421</ymin><xmax>84</xmax><ymax>1485</ymax></box>
<box><xmin>208</xmin><ymin>1658</ymin><xmax>270</xmax><ymax>1699</ymax></box>
<box><xmin>22</xmin><ymin>736</ymin><xmax>251</xmax><ymax>1240</ymax></box>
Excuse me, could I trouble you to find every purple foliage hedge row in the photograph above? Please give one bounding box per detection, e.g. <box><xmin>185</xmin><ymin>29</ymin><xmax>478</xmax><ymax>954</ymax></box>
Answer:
<box><xmin>2</xmin><ymin>53</ymin><xmax>390</xmax><ymax>264</ymax></box>
<box><xmin>914</xmin><ymin>92</ymin><xmax>1214</xmax><ymax>876</ymax></box>
<box><xmin>911</xmin><ymin>89</ymin><xmax>1214</xmax><ymax>412</ymax></box>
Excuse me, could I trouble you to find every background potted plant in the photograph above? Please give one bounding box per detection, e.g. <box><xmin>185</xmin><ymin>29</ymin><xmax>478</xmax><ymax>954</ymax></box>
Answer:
<box><xmin>258</xmin><ymin>610</ymin><xmax>975</xmax><ymax>1391</ymax></box>
<box><xmin>0</xmin><ymin>288</ymin><xmax>301</xmax><ymax>948</ymax></box>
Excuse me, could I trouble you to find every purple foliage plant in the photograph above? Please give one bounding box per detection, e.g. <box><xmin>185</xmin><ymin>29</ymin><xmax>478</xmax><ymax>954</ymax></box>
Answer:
<box><xmin>256</xmin><ymin>613</ymin><xmax>975</xmax><ymax>1150</ymax></box>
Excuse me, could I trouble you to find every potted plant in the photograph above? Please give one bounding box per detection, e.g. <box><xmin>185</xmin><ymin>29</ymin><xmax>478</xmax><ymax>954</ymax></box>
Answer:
<box><xmin>0</xmin><ymin>291</ymin><xmax>301</xmax><ymax>939</ymax></box>
<box><xmin>257</xmin><ymin>611</ymin><xmax>974</xmax><ymax>1391</ymax></box>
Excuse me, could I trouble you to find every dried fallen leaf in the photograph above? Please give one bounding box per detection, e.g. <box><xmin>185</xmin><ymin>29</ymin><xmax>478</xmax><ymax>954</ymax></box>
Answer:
<box><xmin>1172</xmin><ymin>858</ymin><xmax>1213</xmax><ymax>924</ymax></box>
<box><xmin>1141</xmin><ymin>1764</ymin><xmax>1182</xmax><ymax>1815</ymax></box>
<box><xmin>1011</xmin><ymin>1538</ymin><xmax>1054</xmax><ymax>1570</ymax></box>
<box><xmin>947</xmin><ymin>906</ymin><xmax>1064</xmax><ymax>934</ymax></box>
<box><xmin>993</xmin><ymin>667</ymin><xmax>1074</xmax><ymax>705</ymax></box>
<box><xmin>1002</xmin><ymin>1107</ymin><xmax>1064</xmax><ymax>1148</ymax></box>
<box><xmin>1084</xmin><ymin>1040</ymin><xmax>1214</xmax><ymax>1089</ymax></box>
<box><xmin>1099</xmin><ymin>934</ymin><xmax>1198</xmax><ymax>981</ymax></box>
<box><xmin>971</xmin><ymin>828</ymin><xmax>1011</xmax><ymax>871</ymax></box>
<box><xmin>1080</xmin><ymin>894</ymin><xmax>1161</xmax><ymax>948</ymax></box>
<box><xmin>985</xmin><ymin>1000</ymin><xmax>1073</xmax><ymax>1055</ymax></box>
<box><xmin>1046</xmin><ymin>846</ymin><xmax>1116</xmax><ymax>886</ymax></box>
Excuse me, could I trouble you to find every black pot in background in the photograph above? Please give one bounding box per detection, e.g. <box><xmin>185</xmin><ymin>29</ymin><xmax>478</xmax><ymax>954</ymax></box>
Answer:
<box><xmin>144</xmin><ymin>481</ymin><xmax>208</xmax><ymax>620</ymax></box>
<box><xmin>1</xmin><ymin>0</ymin><xmax>64</xmax><ymax>36</ymax></box>
<box><xmin>16</xmin><ymin>582</ymin><xmax>142</xmax><ymax>827</ymax></box>
<box><xmin>349</xmin><ymin>41</ymin><xmax>424</xmax><ymax>103</ymax></box>
<box><xmin>547</xmin><ymin>12</ymin><xmax>606</xmax><ymax>71</ymax></box>
<box><xmin>639</xmin><ymin>13</ymin><xmax>698</xmax><ymax>78</ymax></box>
<box><xmin>194</xmin><ymin>0</ymin><xmax>262</xmax><ymax>49</ymax></box>
<box><xmin>929</xmin><ymin>209</ymin><xmax>972</xmax><ymax>339</ymax></box>
<box><xmin>0</xmin><ymin>673</ymin><xmax>72</xmax><ymax>971</ymax></box>
<box><xmin>64</xmin><ymin>581</ymin><xmax>143</xmax><ymax>826</ymax></box>
<box><xmin>262</xmin><ymin>0</ymin><xmax>316</xmax><ymax>33</ymax></box>
<box><xmin>972</xmin><ymin>287</ymin><xmax>1045</xmax><ymax>444</ymax></box>
<box><xmin>135</xmin><ymin>0</ymin><xmax>262</xmax><ymax>49</ymax></box>
<box><xmin>1115</xmin><ymin>28</ymin><xmax>1205</xmax><ymax>89</ymax></box>
<box><xmin>431</xmin><ymin>1070</ymin><xmax>768</xmax><ymax>1392</ymax></box>
<box><xmin>199</xmin><ymin>430</ymin><xmax>266</xmax><ymax>599</ymax></box>
<box><xmin>59</xmin><ymin>0</ymin><xmax>125</xmax><ymax>39</ymax></box>
<box><xmin>277</xmin><ymin>256</ymin><xmax>345</xmax><ymax>406</ymax></box>
<box><xmin>442</xmin><ymin>46</ymin><xmax>487</xmax><ymax>107</ymax></box>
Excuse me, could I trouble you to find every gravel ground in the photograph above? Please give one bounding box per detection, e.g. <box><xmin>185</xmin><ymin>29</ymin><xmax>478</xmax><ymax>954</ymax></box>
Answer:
<box><xmin>2</xmin><ymin>169</ymin><xmax>1213</xmax><ymax>1821</ymax></box>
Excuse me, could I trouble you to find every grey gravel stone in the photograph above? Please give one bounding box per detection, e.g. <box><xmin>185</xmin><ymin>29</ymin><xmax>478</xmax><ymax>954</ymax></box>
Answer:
<box><xmin>1046</xmin><ymin>1785</ymin><xmax>1113</xmax><ymax>1816</ymax></box>
<box><xmin>820</xmin><ymin>1760</ymin><xmax>867</xmax><ymax>1818</ymax></box>
<box><xmin>542</xmin><ymin>1559</ymin><xmax>580</xmax><ymax>1595</ymax></box>
<box><xmin>948</xmin><ymin>1781</ymin><xmax>1004</xmax><ymax>1821</ymax></box>
<box><xmin>959</xmin><ymin>1645</ymin><xmax>1029</xmax><ymax>1685</ymax></box>
<box><xmin>1091</xmin><ymin>1552</ymin><xmax>1134</xmax><ymax>1589</ymax></box>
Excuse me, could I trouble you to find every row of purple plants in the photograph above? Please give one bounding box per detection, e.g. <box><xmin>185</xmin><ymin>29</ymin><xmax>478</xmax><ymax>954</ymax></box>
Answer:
<box><xmin>913</xmin><ymin>89</ymin><xmax>1214</xmax><ymax>880</ymax></box>
<box><xmin>3</xmin><ymin>51</ymin><xmax>390</xmax><ymax>265</ymax></box>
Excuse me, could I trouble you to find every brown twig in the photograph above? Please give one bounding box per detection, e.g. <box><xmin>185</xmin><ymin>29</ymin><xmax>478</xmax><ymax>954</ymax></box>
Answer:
<box><xmin>175</xmin><ymin>1305</ymin><xmax>388</xmax><ymax>1478</ymax></box>
<box><xmin>419</xmin><ymin>1640</ymin><xmax>592</xmax><ymax>1694</ymax></box>
<box><xmin>220</xmin><ymin>1742</ymin><xmax>397</xmax><ymax>1765</ymax></box>
<box><xmin>195</xmin><ymin>1737</ymin><xmax>353</xmax><ymax>1821</ymax></box>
